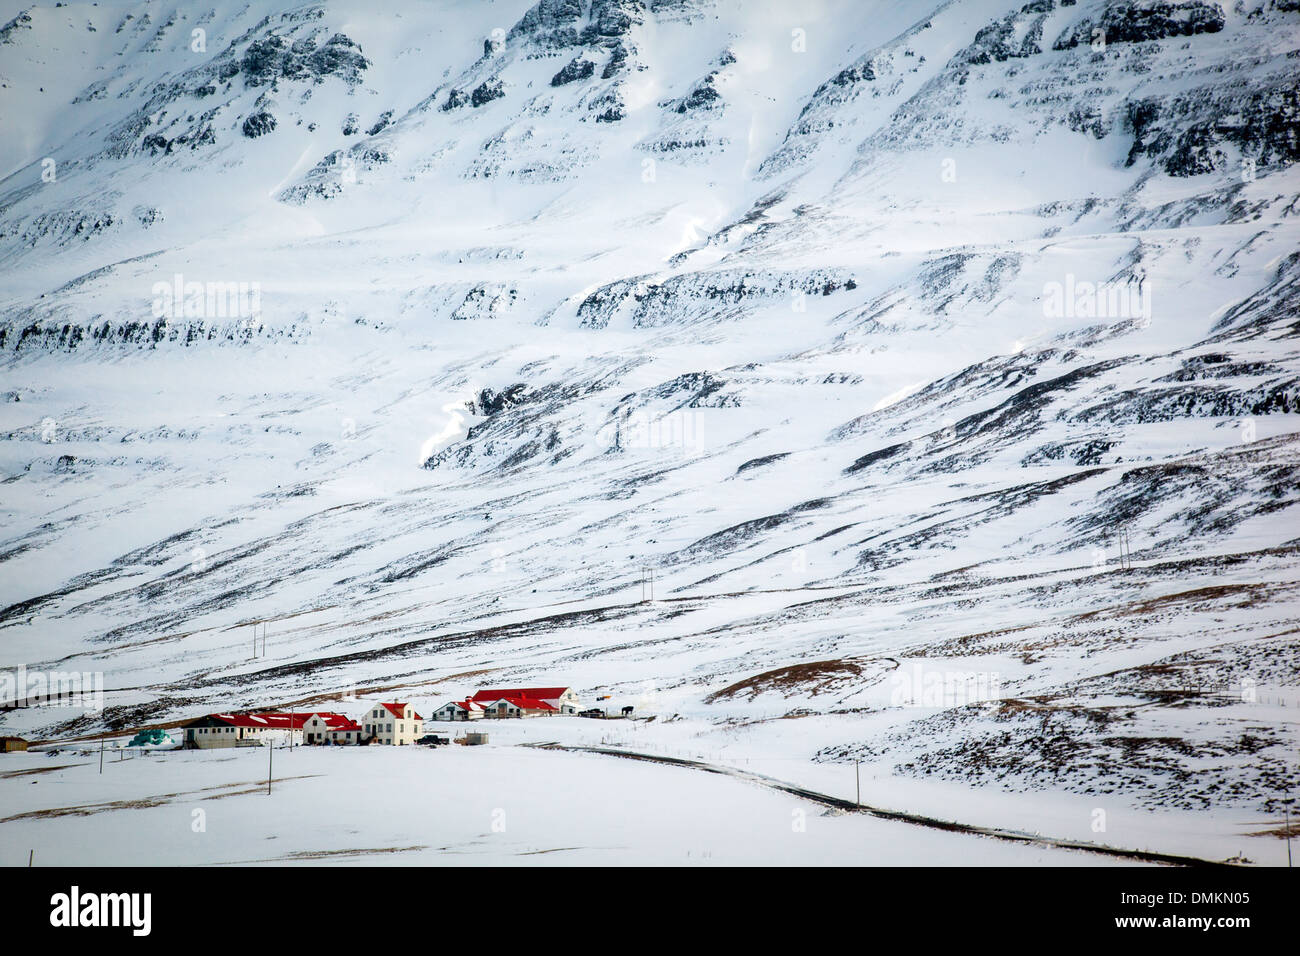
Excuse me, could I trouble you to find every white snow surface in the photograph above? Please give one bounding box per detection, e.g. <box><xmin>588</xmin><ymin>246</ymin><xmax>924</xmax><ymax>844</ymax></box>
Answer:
<box><xmin>0</xmin><ymin>0</ymin><xmax>1298</xmax><ymax>865</ymax></box>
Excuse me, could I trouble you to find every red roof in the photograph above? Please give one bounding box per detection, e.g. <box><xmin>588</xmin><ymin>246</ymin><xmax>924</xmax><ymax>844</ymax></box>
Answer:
<box><xmin>485</xmin><ymin>696</ymin><xmax>557</xmax><ymax>711</ymax></box>
<box><xmin>379</xmin><ymin>702</ymin><xmax>423</xmax><ymax>721</ymax></box>
<box><xmin>470</xmin><ymin>687</ymin><xmax>569</xmax><ymax>703</ymax></box>
<box><xmin>202</xmin><ymin>712</ymin><xmax>342</xmax><ymax>729</ymax></box>
<box><xmin>311</xmin><ymin>713</ymin><xmax>360</xmax><ymax>730</ymax></box>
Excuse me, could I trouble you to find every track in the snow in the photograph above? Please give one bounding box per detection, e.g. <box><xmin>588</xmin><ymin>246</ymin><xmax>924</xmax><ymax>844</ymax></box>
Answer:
<box><xmin>524</xmin><ymin>742</ymin><xmax>1237</xmax><ymax>868</ymax></box>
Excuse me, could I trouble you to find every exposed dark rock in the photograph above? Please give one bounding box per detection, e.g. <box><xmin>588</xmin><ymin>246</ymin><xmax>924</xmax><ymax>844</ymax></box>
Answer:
<box><xmin>441</xmin><ymin>88</ymin><xmax>469</xmax><ymax>111</ymax></box>
<box><xmin>241</xmin><ymin>110</ymin><xmax>277</xmax><ymax>138</ymax></box>
<box><xmin>677</xmin><ymin>74</ymin><xmax>721</xmax><ymax>113</ymax></box>
<box><xmin>964</xmin><ymin>9</ymin><xmax>1047</xmax><ymax>64</ymax></box>
<box><xmin>471</xmin><ymin>78</ymin><xmax>505</xmax><ymax>107</ymax></box>
<box><xmin>1053</xmin><ymin>1</ymin><xmax>1225</xmax><ymax>50</ymax></box>
<box><xmin>737</xmin><ymin>453</ymin><xmax>790</xmax><ymax>474</ymax></box>
<box><xmin>474</xmin><ymin>384</ymin><xmax>530</xmax><ymax>416</ymax></box>
<box><xmin>508</xmin><ymin>0</ymin><xmax>583</xmax><ymax>47</ymax></box>
<box><xmin>0</xmin><ymin>10</ymin><xmax>33</xmax><ymax>44</ymax></box>
<box><xmin>551</xmin><ymin>56</ymin><xmax>595</xmax><ymax>86</ymax></box>
<box><xmin>587</xmin><ymin>0</ymin><xmax>643</xmax><ymax>39</ymax></box>
<box><xmin>602</xmin><ymin>40</ymin><xmax>629</xmax><ymax>78</ymax></box>
<box><xmin>1125</xmin><ymin>80</ymin><xmax>1300</xmax><ymax>176</ymax></box>
<box><xmin>240</xmin><ymin>31</ymin><xmax>368</xmax><ymax>88</ymax></box>
<box><xmin>845</xmin><ymin>442</ymin><xmax>910</xmax><ymax>475</ymax></box>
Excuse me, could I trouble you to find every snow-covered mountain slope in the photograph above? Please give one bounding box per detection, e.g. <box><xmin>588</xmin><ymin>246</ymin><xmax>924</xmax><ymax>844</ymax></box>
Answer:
<box><xmin>1</xmin><ymin>0</ymin><xmax>1299</xmax><ymax>859</ymax></box>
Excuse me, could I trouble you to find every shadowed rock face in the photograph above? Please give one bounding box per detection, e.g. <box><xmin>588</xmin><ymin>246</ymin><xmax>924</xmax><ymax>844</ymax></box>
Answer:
<box><xmin>508</xmin><ymin>0</ymin><xmax>584</xmax><ymax>47</ymax></box>
<box><xmin>551</xmin><ymin>56</ymin><xmax>596</xmax><ymax>86</ymax></box>
<box><xmin>1052</xmin><ymin>1</ymin><xmax>1226</xmax><ymax>49</ymax></box>
<box><xmin>471</xmin><ymin>79</ymin><xmax>505</xmax><ymax>107</ymax></box>
<box><xmin>241</xmin><ymin>111</ymin><xmax>277</xmax><ymax>138</ymax></box>
<box><xmin>239</xmin><ymin>32</ymin><xmax>369</xmax><ymax>87</ymax></box>
<box><xmin>1125</xmin><ymin>81</ymin><xmax>1300</xmax><ymax>176</ymax></box>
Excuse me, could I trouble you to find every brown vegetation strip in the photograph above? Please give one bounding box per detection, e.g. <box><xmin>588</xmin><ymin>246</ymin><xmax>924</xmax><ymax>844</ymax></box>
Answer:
<box><xmin>705</xmin><ymin>657</ymin><xmax>897</xmax><ymax>703</ymax></box>
<box><xmin>0</xmin><ymin>775</ymin><xmax>321</xmax><ymax>824</ymax></box>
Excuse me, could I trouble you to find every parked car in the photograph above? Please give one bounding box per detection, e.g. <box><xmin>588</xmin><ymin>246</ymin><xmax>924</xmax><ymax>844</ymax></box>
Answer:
<box><xmin>416</xmin><ymin>734</ymin><xmax>449</xmax><ymax>746</ymax></box>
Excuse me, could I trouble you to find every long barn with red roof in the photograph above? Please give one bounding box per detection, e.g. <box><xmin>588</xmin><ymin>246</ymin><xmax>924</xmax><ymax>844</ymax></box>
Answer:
<box><xmin>466</xmin><ymin>686</ymin><xmax>580</xmax><ymax>717</ymax></box>
<box><xmin>182</xmin><ymin>711</ymin><xmax>345</xmax><ymax>748</ymax></box>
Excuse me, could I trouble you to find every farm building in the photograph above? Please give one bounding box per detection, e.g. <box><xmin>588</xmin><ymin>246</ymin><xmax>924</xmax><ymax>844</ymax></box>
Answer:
<box><xmin>431</xmin><ymin>699</ymin><xmax>484</xmax><ymax>721</ymax></box>
<box><xmin>182</xmin><ymin>712</ymin><xmax>336</xmax><ymax>749</ymax></box>
<box><xmin>479</xmin><ymin>696</ymin><xmax>557</xmax><ymax>718</ymax></box>
<box><xmin>302</xmin><ymin>713</ymin><xmax>363</xmax><ymax>745</ymax></box>
<box><xmin>361</xmin><ymin>702</ymin><xmax>423</xmax><ymax>745</ymax></box>
<box><xmin>1</xmin><ymin>736</ymin><xmax>28</xmax><ymax>753</ymax></box>
<box><xmin>184</xmin><ymin>705</ymin><xmax>422</xmax><ymax>748</ymax></box>
<box><xmin>469</xmin><ymin>686</ymin><xmax>580</xmax><ymax>715</ymax></box>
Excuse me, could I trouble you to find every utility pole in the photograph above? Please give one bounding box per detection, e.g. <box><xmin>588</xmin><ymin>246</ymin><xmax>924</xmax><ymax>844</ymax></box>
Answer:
<box><xmin>28</xmin><ymin>850</ymin><xmax>33</xmax><ymax>867</ymax></box>
<box><xmin>1286</xmin><ymin>789</ymin><xmax>1294</xmax><ymax>868</ymax></box>
<box><xmin>99</xmin><ymin>734</ymin><xmax>104</xmax><ymax>774</ymax></box>
<box><xmin>1118</xmin><ymin>526</ymin><xmax>1133</xmax><ymax>570</ymax></box>
<box><xmin>267</xmin><ymin>739</ymin><xmax>273</xmax><ymax>795</ymax></box>
<box><xmin>856</xmin><ymin>760</ymin><xmax>860</xmax><ymax>808</ymax></box>
<box><xmin>1286</xmin><ymin>803</ymin><xmax>1292</xmax><ymax>868</ymax></box>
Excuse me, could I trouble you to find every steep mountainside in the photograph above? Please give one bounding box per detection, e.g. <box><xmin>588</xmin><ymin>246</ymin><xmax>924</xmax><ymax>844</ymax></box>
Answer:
<box><xmin>1</xmin><ymin>0</ymin><xmax>1298</xmax><ymax>858</ymax></box>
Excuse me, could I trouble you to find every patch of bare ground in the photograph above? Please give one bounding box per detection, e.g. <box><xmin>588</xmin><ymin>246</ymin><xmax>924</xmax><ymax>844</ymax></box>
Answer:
<box><xmin>1073</xmin><ymin>582</ymin><xmax>1292</xmax><ymax>620</ymax></box>
<box><xmin>270</xmin><ymin>845</ymin><xmax>427</xmax><ymax>861</ymax></box>
<box><xmin>0</xmin><ymin>775</ymin><xmax>321</xmax><ymax>823</ymax></box>
<box><xmin>922</xmin><ymin>583</ymin><xmax>1295</xmax><ymax>660</ymax></box>
<box><xmin>517</xmin><ymin>846</ymin><xmax>582</xmax><ymax>855</ymax></box>
<box><xmin>1045</xmin><ymin>630</ymin><xmax>1300</xmax><ymax>703</ymax></box>
<box><xmin>0</xmin><ymin>762</ymin><xmax>81</xmax><ymax>778</ymax></box>
<box><xmin>1245</xmin><ymin>820</ymin><xmax>1300</xmax><ymax>839</ymax></box>
<box><xmin>820</xmin><ymin>700</ymin><xmax>1298</xmax><ymax>812</ymax></box>
<box><xmin>912</xmin><ymin>622</ymin><xmax>1035</xmax><ymax>657</ymax></box>
<box><xmin>705</xmin><ymin>656</ymin><xmax>896</xmax><ymax>703</ymax></box>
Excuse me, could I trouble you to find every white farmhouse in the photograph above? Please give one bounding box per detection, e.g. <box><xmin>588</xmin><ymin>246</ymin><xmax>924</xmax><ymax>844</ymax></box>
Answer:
<box><xmin>302</xmin><ymin>713</ymin><xmax>362</xmax><ymax>745</ymax></box>
<box><xmin>362</xmin><ymin>702</ymin><xmax>423</xmax><ymax>745</ymax></box>
<box><xmin>432</xmin><ymin>699</ymin><xmax>484</xmax><ymax>721</ymax></box>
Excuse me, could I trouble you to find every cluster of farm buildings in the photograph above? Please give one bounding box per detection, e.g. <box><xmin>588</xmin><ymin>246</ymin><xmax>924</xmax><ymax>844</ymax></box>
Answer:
<box><xmin>180</xmin><ymin>686</ymin><xmax>586</xmax><ymax>749</ymax></box>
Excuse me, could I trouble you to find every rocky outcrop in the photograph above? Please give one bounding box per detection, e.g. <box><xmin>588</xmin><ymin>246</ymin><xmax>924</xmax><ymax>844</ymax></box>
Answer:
<box><xmin>551</xmin><ymin>56</ymin><xmax>596</xmax><ymax>86</ymax></box>
<box><xmin>236</xmin><ymin>32</ymin><xmax>369</xmax><ymax>87</ymax></box>
<box><xmin>241</xmin><ymin>111</ymin><xmax>277</xmax><ymax>138</ymax></box>
<box><xmin>471</xmin><ymin>78</ymin><xmax>505</xmax><ymax>107</ymax></box>
<box><xmin>1052</xmin><ymin>1</ymin><xmax>1225</xmax><ymax>49</ymax></box>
